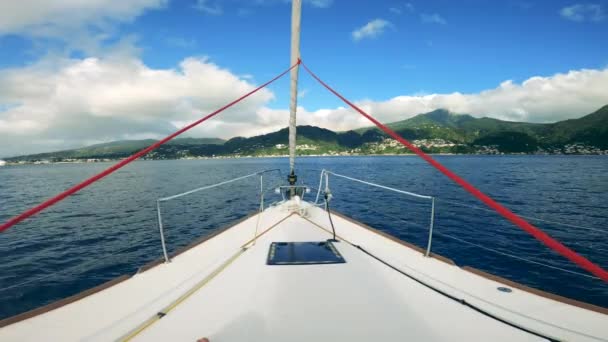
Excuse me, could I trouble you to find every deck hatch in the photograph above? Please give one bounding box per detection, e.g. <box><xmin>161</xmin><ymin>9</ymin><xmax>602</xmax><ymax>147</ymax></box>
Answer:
<box><xmin>267</xmin><ymin>241</ymin><xmax>346</xmax><ymax>265</ymax></box>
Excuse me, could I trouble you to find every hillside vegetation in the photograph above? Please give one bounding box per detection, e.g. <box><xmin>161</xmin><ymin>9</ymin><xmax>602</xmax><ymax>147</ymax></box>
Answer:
<box><xmin>5</xmin><ymin>105</ymin><xmax>608</xmax><ymax>162</ymax></box>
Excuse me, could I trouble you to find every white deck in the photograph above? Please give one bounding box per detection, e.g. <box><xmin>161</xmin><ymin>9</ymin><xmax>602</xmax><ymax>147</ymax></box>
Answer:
<box><xmin>1</xmin><ymin>199</ymin><xmax>606</xmax><ymax>341</ymax></box>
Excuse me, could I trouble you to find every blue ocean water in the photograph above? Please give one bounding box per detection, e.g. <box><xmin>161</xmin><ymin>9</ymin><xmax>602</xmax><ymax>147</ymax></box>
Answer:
<box><xmin>0</xmin><ymin>155</ymin><xmax>606</xmax><ymax>320</ymax></box>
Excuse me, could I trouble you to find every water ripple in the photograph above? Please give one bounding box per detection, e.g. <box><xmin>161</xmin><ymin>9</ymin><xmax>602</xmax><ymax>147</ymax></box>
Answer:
<box><xmin>0</xmin><ymin>156</ymin><xmax>606</xmax><ymax>320</ymax></box>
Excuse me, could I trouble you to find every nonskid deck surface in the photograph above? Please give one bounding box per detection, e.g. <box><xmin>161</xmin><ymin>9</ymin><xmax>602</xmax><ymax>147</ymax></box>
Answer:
<box><xmin>128</xmin><ymin>209</ymin><xmax>542</xmax><ymax>342</ymax></box>
<box><xmin>0</xmin><ymin>200</ymin><xmax>606</xmax><ymax>341</ymax></box>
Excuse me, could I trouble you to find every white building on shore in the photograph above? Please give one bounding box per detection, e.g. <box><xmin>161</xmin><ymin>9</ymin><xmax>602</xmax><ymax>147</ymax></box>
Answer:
<box><xmin>0</xmin><ymin>160</ymin><xmax>6</xmax><ymax>166</ymax></box>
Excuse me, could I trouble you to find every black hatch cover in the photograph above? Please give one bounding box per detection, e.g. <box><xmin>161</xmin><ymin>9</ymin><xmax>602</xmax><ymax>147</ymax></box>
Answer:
<box><xmin>267</xmin><ymin>241</ymin><xmax>346</xmax><ymax>265</ymax></box>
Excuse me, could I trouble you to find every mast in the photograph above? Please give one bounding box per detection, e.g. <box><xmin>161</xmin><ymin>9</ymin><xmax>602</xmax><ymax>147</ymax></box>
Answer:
<box><xmin>288</xmin><ymin>0</ymin><xmax>301</xmax><ymax>190</ymax></box>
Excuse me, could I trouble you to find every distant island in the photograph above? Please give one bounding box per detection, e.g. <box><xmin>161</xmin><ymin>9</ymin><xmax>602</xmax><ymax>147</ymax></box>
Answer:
<box><xmin>3</xmin><ymin>105</ymin><xmax>608</xmax><ymax>164</ymax></box>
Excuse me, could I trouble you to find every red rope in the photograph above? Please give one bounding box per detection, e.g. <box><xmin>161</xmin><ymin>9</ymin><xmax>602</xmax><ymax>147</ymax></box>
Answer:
<box><xmin>0</xmin><ymin>61</ymin><xmax>300</xmax><ymax>233</ymax></box>
<box><xmin>300</xmin><ymin>61</ymin><xmax>608</xmax><ymax>282</ymax></box>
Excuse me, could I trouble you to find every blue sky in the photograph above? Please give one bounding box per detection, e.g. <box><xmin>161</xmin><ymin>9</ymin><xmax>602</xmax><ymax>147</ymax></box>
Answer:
<box><xmin>0</xmin><ymin>0</ymin><xmax>607</xmax><ymax>156</ymax></box>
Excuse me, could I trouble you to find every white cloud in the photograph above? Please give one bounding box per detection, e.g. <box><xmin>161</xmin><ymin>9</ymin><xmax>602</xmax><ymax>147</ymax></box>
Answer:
<box><xmin>0</xmin><ymin>0</ymin><xmax>166</xmax><ymax>36</ymax></box>
<box><xmin>352</xmin><ymin>19</ymin><xmax>392</xmax><ymax>41</ymax></box>
<box><xmin>420</xmin><ymin>13</ymin><xmax>447</xmax><ymax>25</ymax></box>
<box><xmin>233</xmin><ymin>67</ymin><xmax>608</xmax><ymax>138</ymax></box>
<box><xmin>194</xmin><ymin>0</ymin><xmax>223</xmax><ymax>15</ymax></box>
<box><xmin>0</xmin><ymin>55</ymin><xmax>275</xmax><ymax>156</ymax></box>
<box><xmin>0</xmin><ymin>0</ymin><xmax>166</xmax><ymax>58</ymax></box>
<box><xmin>1</xmin><ymin>57</ymin><xmax>607</xmax><ymax>157</ymax></box>
<box><xmin>390</xmin><ymin>2</ymin><xmax>414</xmax><ymax>15</ymax></box>
<box><xmin>310</xmin><ymin>68</ymin><xmax>608</xmax><ymax>126</ymax></box>
<box><xmin>560</xmin><ymin>3</ymin><xmax>605</xmax><ymax>22</ymax></box>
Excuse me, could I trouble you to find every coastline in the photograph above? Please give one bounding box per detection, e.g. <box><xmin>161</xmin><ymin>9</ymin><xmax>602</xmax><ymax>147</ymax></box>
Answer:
<box><xmin>2</xmin><ymin>152</ymin><xmax>606</xmax><ymax>166</ymax></box>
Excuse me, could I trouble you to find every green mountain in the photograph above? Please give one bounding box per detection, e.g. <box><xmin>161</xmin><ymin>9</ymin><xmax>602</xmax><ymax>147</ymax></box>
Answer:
<box><xmin>356</xmin><ymin>105</ymin><xmax>608</xmax><ymax>152</ymax></box>
<box><xmin>546</xmin><ymin>105</ymin><xmax>608</xmax><ymax>148</ymax></box>
<box><xmin>5</xmin><ymin>105</ymin><xmax>608</xmax><ymax>162</ymax></box>
<box><xmin>356</xmin><ymin>108</ymin><xmax>546</xmax><ymax>142</ymax></box>
<box><xmin>5</xmin><ymin>137</ymin><xmax>225</xmax><ymax>161</ymax></box>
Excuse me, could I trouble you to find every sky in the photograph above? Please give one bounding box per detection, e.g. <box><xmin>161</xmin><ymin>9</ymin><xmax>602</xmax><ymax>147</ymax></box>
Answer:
<box><xmin>0</xmin><ymin>0</ymin><xmax>607</xmax><ymax>157</ymax></box>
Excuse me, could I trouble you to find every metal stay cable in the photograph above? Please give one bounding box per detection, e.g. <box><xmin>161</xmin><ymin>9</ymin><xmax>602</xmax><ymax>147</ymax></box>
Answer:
<box><xmin>300</xmin><ymin>60</ymin><xmax>608</xmax><ymax>282</ymax></box>
<box><xmin>436</xmin><ymin>198</ymin><xmax>607</xmax><ymax>234</ymax></box>
<box><xmin>434</xmin><ymin>231</ymin><xmax>602</xmax><ymax>281</ymax></box>
<box><xmin>353</xmin><ymin>205</ymin><xmax>600</xmax><ymax>281</ymax></box>
<box><xmin>158</xmin><ymin>169</ymin><xmax>281</xmax><ymax>202</ymax></box>
<box><xmin>324</xmin><ymin>171</ymin><xmax>432</xmax><ymax>200</ymax></box>
<box><xmin>0</xmin><ymin>61</ymin><xmax>299</xmax><ymax>233</ymax></box>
